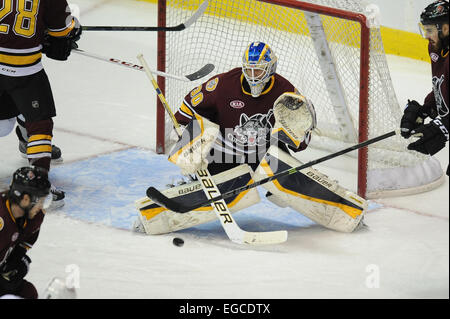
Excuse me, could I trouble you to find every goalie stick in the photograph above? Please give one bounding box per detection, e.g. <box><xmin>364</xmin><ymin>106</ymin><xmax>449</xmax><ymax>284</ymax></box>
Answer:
<box><xmin>147</xmin><ymin>130</ymin><xmax>399</xmax><ymax>213</ymax></box>
<box><xmin>73</xmin><ymin>49</ymin><xmax>214</xmax><ymax>82</ymax></box>
<box><xmin>82</xmin><ymin>0</ymin><xmax>208</xmax><ymax>32</ymax></box>
<box><xmin>137</xmin><ymin>53</ymin><xmax>288</xmax><ymax>245</ymax></box>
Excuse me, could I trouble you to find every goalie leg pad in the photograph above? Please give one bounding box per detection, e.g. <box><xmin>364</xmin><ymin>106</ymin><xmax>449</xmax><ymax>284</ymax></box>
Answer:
<box><xmin>254</xmin><ymin>146</ymin><xmax>367</xmax><ymax>232</ymax></box>
<box><xmin>135</xmin><ymin>164</ymin><xmax>260</xmax><ymax>234</ymax></box>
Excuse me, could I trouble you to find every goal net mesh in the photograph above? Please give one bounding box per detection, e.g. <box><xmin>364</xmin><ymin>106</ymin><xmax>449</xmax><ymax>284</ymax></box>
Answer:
<box><xmin>158</xmin><ymin>0</ymin><xmax>444</xmax><ymax>198</ymax></box>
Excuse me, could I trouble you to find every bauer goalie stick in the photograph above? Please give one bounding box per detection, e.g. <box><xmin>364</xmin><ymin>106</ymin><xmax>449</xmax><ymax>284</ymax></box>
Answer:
<box><xmin>73</xmin><ymin>49</ymin><xmax>214</xmax><ymax>82</ymax></box>
<box><xmin>147</xmin><ymin>130</ymin><xmax>400</xmax><ymax>213</ymax></box>
<box><xmin>137</xmin><ymin>53</ymin><xmax>288</xmax><ymax>245</ymax></box>
<box><xmin>82</xmin><ymin>0</ymin><xmax>208</xmax><ymax>31</ymax></box>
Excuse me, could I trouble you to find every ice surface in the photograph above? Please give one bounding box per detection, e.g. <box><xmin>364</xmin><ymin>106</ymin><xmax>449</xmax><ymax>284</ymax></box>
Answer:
<box><xmin>0</xmin><ymin>0</ymin><xmax>447</xmax><ymax>299</ymax></box>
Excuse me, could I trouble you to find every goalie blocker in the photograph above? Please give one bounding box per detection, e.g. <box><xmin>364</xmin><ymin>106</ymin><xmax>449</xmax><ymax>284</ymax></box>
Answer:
<box><xmin>168</xmin><ymin>113</ymin><xmax>220</xmax><ymax>175</ymax></box>
<box><xmin>254</xmin><ymin>146</ymin><xmax>367</xmax><ymax>232</ymax></box>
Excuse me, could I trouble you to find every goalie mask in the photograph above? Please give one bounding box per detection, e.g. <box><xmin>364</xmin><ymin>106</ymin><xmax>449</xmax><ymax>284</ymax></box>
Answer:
<box><xmin>242</xmin><ymin>42</ymin><xmax>278</xmax><ymax>98</ymax></box>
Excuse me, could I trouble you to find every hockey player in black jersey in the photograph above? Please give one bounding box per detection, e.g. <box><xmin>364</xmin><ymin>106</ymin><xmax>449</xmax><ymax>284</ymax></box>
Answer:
<box><xmin>401</xmin><ymin>0</ymin><xmax>449</xmax><ymax>175</ymax></box>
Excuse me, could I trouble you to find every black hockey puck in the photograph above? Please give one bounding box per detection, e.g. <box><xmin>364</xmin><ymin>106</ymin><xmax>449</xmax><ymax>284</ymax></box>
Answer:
<box><xmin>173</xmin><ymin>237</ymin><xmax>184</xmax><ymax>247</ymax></box>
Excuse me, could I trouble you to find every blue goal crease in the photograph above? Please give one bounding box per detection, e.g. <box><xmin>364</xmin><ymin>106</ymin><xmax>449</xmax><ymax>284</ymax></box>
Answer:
<box><xmin>1</xmin><ymin>148</ymin><xmax>324</xmax><ymax>231</ymax></box>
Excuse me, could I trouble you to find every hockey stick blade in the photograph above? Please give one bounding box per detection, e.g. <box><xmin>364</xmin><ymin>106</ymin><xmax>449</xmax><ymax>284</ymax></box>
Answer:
<box><xmin>83</xmin><ymin>0</ymin><xmax>208</xmax><ymax>32</ymax></box>
<box><xmin>149</xmin><ymin>130</ymin><xmax>399</xmax><ymax>213</ymax></box>
<box><xmin>145</xmin><ymin>187</ymin><xmax>184</xmax><ymax>212</ymax></box>
<box><xmin>242</xmin><ymin>230</ymin><xmax>288</xmax><ymax>245</ymax></box>
<box><xmin>185</xmin><ymin>64</ymin><xmax>215</xmax><ymax>81</ymax></box>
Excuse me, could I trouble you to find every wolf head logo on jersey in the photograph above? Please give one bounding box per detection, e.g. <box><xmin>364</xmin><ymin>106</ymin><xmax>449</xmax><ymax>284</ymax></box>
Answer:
<box><xmin>432</xmin><ymin>74</ymin><xmax>449</xmax><ymax>117</ymax></box>
<box><xmin>228</xmin><ymin>111</ymin><xmax>273</xmax><ymax>147</ymax></box>
<box><xmin>242</xmin><ymin>42</ymin><xmax>278</xmax><ymax>98</ymax></box>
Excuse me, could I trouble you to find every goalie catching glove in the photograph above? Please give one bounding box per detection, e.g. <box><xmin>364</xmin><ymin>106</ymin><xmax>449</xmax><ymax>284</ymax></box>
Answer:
<box><xmin>271</xmin><ymin>92</ymin><xmax>317</xmax><ymax>150</ymax></box>
<box><xmin>168</xmin><ymin>114</ymin><xmax>220</xmax><ymax>175</ymax></box>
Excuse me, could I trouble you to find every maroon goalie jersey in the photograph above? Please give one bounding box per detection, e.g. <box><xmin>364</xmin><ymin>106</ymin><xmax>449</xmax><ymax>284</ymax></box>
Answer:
<box><xmin>0</xmin><ymin>194</ymin><xmax>44</xmax><ymax>267</ymax></box>
<box><xmin>174</xmin><ymin>67</ymin><xmax>308</xmax><ymax>164</ymax></box>
<box><xmin>0</xmin><ymin>0</ymin><xmax>75</xmax><ymax>77</ymax></box>
<box><xmin>423</xmin><ymin>44</ymin><xmax>449</xmax><ymax>127</ymax></box>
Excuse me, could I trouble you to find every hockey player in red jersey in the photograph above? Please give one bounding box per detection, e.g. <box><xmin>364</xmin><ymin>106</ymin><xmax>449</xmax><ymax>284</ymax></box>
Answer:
<box><xmin>0</xmin><ymin>167</ymin><xmax>51</xmax><ymax>299</ymax></box>
<box><xmin>401</xmin><ymin>0</ymin><xmax>449</xmax><ymax>175</ymax></box>
<box><xmin>173</xmin><ymin>41</ymin><xmax>315</xmax><ymax>175</ymax></box>
<box><xmin>0</xmin><ymin>0</ymin><xmax>82</xmax><ymax>207</ymax></box>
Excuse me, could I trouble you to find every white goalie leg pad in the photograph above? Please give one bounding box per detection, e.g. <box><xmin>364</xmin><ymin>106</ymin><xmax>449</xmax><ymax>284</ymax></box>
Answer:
<box><xmin>271</xmin><ymin>92</ymin><xmax>317</xmax><ymax>149</ymax></box>
<box><xmin>135</xmin><ymin>164</ymin><xmax>260</xmax><ymax>235</ymax></box>
<box><xmin>168</xmin><ymin>114</ymin><xmax>220</xmax><ymax>175</ymax></box>
<box><xmin>254</xmin><ymin>146</ymin><xmax>367</xmax><ymax>232</ymax></box>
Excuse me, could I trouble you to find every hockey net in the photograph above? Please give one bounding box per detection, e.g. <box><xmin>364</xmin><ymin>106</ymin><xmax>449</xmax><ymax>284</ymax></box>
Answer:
<box><xmin>156</xmin><ymin>0</ymin><xmax>444</xmax><ymax>199</ymax></box>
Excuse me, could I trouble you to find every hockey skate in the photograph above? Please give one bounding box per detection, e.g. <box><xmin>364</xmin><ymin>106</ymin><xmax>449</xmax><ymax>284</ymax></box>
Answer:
<box><xmin>16</xmin><ymin>126</ymin><xmax>63</xmax><ymax>163</ymax></box>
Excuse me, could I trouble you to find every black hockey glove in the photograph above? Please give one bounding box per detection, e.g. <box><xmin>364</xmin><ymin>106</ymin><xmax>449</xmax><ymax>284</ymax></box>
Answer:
<box><xmin>42</xmin><ymin>19</ymin><xmax>82</xmax><ymax>61</ymax></box>
<box><xmin>407</xmin><ymin>117</ymin><xmax>449</xmax><ymax>156</ymax></box>
<box><xmin>400</xmin><ymin>100</ymin><xmax>428</xmax><ymax>138</ymax></box>
<box><xmin>0</xmin><ymin>246</ymin><xmax>31</xmax><ymax>291</ymax></box>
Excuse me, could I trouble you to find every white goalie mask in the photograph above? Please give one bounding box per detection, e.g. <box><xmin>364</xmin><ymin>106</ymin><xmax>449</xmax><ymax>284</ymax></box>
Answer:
<box><xmin>242</xmin><ymin>42</ymin><xmax>278</xmax><ymax>98</ymax></box>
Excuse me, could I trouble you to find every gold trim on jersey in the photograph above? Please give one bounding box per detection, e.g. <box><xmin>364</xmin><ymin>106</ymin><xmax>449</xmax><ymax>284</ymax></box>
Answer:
<box><xmin>5</xmin><ymin>199</ymin><xmax>15</xmax><ymax>223</ymax></box>
<box><xmin>0</xmin><ymin>46</ymin><xmax>43</xmax><ymax>76</ymax></box>
<box><xmin>47</xmin><ymin>19</ymin><xmax>75</xmax><ymax>37</ymax></box>
<box><xmin>240</xmin><ymin>73</ymin><xmax>275</xmax><ymax>96</ymax></box>
<box><xmin>180</xmin><ymin>103</ymin><xmax>194</xmax><ymax>117</ymax></box>
<box><xmin>0</xmin><ymin>52</ymin><xmax>41</xmax><ymax>66</ymax></box>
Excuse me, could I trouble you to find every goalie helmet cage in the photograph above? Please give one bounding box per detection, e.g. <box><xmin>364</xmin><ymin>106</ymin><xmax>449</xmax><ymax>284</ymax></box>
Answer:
<box><xmin>156</xmin><ymin>0</ymin><xmax>444</xmax><ymax>199</ymax></box>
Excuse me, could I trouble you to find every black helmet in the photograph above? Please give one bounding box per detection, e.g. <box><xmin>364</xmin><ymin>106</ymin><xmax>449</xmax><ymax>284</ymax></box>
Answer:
<box><xmin>9</xmin><ymin>167</ymin><xmax>51</xmax><ymax>203</ymax></box>
<box><xmin>420</xmin><ymin>1</ymin><xmax>449</xmax><ymax>26</ymax></box>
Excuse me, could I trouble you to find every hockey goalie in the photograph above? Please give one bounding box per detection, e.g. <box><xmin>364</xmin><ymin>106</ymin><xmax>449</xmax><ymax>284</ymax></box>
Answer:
<box><xmin>134</xmin><ymin>42</ymin><xmax>367</xmax><ymax>236</ymax></box>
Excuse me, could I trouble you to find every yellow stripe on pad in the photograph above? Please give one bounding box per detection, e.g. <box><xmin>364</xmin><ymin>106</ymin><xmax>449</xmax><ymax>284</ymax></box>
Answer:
<box><xmin>260</xmin><ymin>160</ymin><xmax>362</xmax><ymax>219</ymax></box>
